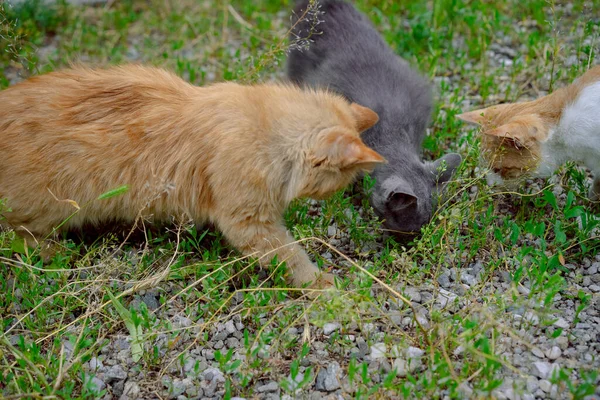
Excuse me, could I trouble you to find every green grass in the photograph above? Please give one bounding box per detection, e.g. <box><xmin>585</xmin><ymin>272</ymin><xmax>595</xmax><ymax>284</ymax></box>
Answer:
<box><xmin>1</xmin><ymin>0</ymin><xmax>599</xmax><ymax>399</ymax></box>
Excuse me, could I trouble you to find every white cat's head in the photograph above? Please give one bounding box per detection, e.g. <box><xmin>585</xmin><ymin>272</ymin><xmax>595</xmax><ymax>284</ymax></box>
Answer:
<box><xmin>458</xmin><ymin>103</ymin><xmax>548</xmax><ymax>185</ymax></box>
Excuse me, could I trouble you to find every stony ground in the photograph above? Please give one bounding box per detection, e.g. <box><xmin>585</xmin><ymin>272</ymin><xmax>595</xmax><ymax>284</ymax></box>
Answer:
<box><xmin>1</xmin><ymin>0</ymin><xmax>600</xmax><ymax>399</ymax></box>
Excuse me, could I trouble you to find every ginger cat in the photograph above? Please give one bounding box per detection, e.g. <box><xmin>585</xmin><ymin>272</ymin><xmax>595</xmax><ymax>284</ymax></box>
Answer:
<box><xmin>0</xmin><ymin>65</ymin><xmax>384</xmax><ymax>288</ymax></box>
<box><xmin>458</xmin><ymin>65</ymin><xmax>600</xmax><ymax>200</ymax></box>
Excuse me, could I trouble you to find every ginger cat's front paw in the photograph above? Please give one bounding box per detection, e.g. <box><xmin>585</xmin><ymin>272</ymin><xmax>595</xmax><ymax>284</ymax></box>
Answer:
<box><xmin>310</xmin><ymin>272</ymin><xmax>336</xmax><ymax>289</ymax></box>
<box><xmin>38</xmin><ymin>241</ymin><xmax>61</xmax><ymax>263</ymax></box>
<box><xmin>303</xmin><ymin>272</ymin><xmax>338</xmax><ymax>299</ymax></box>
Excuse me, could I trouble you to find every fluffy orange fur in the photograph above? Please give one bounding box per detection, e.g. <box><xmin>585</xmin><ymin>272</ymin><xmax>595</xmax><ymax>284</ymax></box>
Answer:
<box><xmin>458</xmin><ymin>65</ymin><xmax>600</xmax><ymax>180</ymax></box>
<box><xmin>0</xmin><ymin>65</ymin><xmax>384</xmax><ymax>287</ymax></box>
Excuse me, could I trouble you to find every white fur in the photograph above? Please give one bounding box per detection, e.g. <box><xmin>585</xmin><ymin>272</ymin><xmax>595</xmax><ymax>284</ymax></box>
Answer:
<box><xmin>538</xmin><ymin>81</ymin><xmax>600</xmax><ymax>177</ymax></box>
<box><xmin>486</xmin><ymin>170</ymin><xmax>504</xmax><ymax>186</ymax></box>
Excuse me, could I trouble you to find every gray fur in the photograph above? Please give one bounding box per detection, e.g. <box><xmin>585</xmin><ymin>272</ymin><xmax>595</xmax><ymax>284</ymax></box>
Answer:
<box><xmin>287</xmin><ymin>0</ymin><xmax>461</xmax><ymax>236</ymax></box>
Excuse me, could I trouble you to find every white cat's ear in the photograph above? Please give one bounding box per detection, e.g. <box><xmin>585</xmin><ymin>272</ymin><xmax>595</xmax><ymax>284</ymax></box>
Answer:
<box><xmin>349</xmin><ymin>103</ymin><xmax>379</xmax><ymax>132</ymax></box>
<box><xmin>325</xmin><ymin>134</ymin><xmax>386</xmax><ymax>170</ymax></box>
<box><xmin>486</xmin><ymin>124</ymin><xmax>531</xmax><ymax>149</ymax></box>
<box><xmin>456</xmin><ymin>108</ymin><xmax>489</xmax><ymax>125</ymax></box>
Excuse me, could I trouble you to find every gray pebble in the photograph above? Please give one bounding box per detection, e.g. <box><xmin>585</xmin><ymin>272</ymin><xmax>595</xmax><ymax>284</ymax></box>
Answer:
<box><xmin>553</xmin><ymin>317</ymin><xmax>569</xmax><ymax>329</ymax></box>
<box><xmin>224</xmin><ymin>320</ymin><xmax>236</xmax><ymax>334</ymax></box>
<box><xmin>531</xmin><ymin>361</ymin><xmax>552</xmax><ymax>379</ymax></box>
<box><xmin>257</xmin><ymin>381</ymin><xmax>279</xmax><ymax>393</ymax></box>
<box><xmin>141</xmin><ymin>293</ymin><xmax>160</xmax><ymax>310</ymax></box>
<box><xmin>213</xmin><ymin>331</ymin><xmax>229</xmax><ymax>342</ymax></box>
<box><xmin>406</xmin><ymin>346</ymin><xmax>425</xmax><ymax>359</ymax></box>
<box><xmin>327</xmin><ymin>226</ymin><xmax>337</xmax><ymax>237</ymax></box>
<box><xmin>545</xmin><ymin>346</ymin><xmax>562</xmax><ymax>360</ymax></box>
<box><xmin>403</xmin><ymin>287</ymin><xmax>422</xmax><ymax>303</ymax></box>
<box><xmin>203</xmin><ymin>367</ymin><xmax>225</xmax><ymax>383</ymax></box>
<box><xmin>526</xmin><ymin>376</ymin><xmax>539</xmax><ymax>392</ymax></box>
<box><xmin>457</xmin><ymin>382</ymin><xmax>473</xmax><ymax>398</ymax></box>
<box><xmin>88</xmin><ymin>357</ymin><xmax>103</xmax><ymax>370</ymax></box>
<box><xmin>461</xmin><ymin>273</ymin><xmax>476</xmax><ymax>286</ymax></box>
<box><xmin>531</xmin><ymin>347</ymin><xmax>545</xmax><ymax>358</ymax></box>
<box><xmin>539</xmin><ymin>379</ymin><xmax>552</xmax><ymax>393</ymax></box>
<box><xmin>113</xmin><ymin>380</ymin><xmax>125</xmax><ymax>397</ymax></box>
<box><xmin>104</xmin><ymin>365</ymin><xmax>127</xmax><ymax>383</ymax></box>
<box><xmin>393</xmin><ymin>358</ymin><xmax>407</xmax><ymax>377</ymax></box>
<box><xmin>315</xmin><ymin>362</ymin><xmax>341</xmax><ymax>392</ymax></box>
<box><xmin>370</xmin><ymin>343</ymin><xmax>386</xmax><ymax>359</ymax></box>
<box><xmin>90</xmin><ymin>376</ymin><xmax>106</xmax><ymax>392</ymax></box>
<box><xmin>323</xmin><ymin>322</ymin><xmax>341</xmax><ymax>336</ymax></box>
<box><xmin>437</xmin><ymin>272</ymin><xmax>451</xmax><ymax>288</ymax></box>
<box><xmin>226</xmin><ymin>337</ymin><xmax>240</xmax><ymax>349</ymax></box>
<box><xmin>284</xmin><ymin>372</ymin><xmax>305</xmax><ymax>391</ymax></box>
<box><xmin>119</xmin><ymin>381</ymin><xmax>140</xmax><ymax>400</ymax></box>
<box><xmin>213</xmin><ymin>340</ymin><xmax>224</xmax><ymax>350</ymax></box>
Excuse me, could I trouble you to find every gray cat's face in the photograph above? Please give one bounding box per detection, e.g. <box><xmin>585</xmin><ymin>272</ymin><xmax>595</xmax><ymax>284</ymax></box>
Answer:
<box><xmin>370</xmin><ymin>153</ymin><xmax>461</xmax><ymax>237</ymax></box>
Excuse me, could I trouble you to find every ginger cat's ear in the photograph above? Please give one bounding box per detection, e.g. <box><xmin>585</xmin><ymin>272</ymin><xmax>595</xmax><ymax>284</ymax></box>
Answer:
<box><xmin>323</xmin><ymin>133</ymin><xmax>386</xmax><ymax>170</ymax></box>
<box><xmin>456</xmin><ymin>108</ymin><xmax>490</xmax><ymax>125</ymax></box>
<box><xmin>350</xmin><ymin>103</ymin><xmax>379</xmax><ymax>132</ymax></box>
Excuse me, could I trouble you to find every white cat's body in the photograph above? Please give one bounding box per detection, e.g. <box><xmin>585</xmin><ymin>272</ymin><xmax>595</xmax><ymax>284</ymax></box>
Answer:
<box><xmin>539</xmin><ymin>81</ymin><xmax>600</xmax><ymax>179</ymax></box>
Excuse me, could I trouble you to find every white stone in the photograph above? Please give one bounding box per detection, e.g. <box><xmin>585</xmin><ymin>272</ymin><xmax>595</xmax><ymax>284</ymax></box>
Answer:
<box><xmin>327</xmin><ymin>225</ymin><xmax>337</xmax><ymax>237</ymax></box>
<box><xmin>90</xmin><ymin>376</ymin><xmax>106</xmax><ymax>392</ymax></box>
<box><xmin>531</xmin><ymin>347</ymin><xmax>545</xmax><ymax>358</ymax></box>
<box><xmin>458</xmin><ymin>382</ymin><xmax>473</xmax><ymax>398</ymax></box>
<box><xmin>406</xmin><ymin>346</ymin><xmax>425</xmax><ymax>359</ymax></box>
<box><xmin>545</xmin><ymin>346</ymin><xmax>562</xmax><ymax>360</ymax></box>
<box><xmin>437</xmin><ymin>289</ymin><xmax>458</xmax><ymax>307</ymax></box>
<box><xmin>120</xmin><ymin>381</ymin><xmax>140</xmax><ymax>400</ymax></box>
<box><xmin>315</xmin><ymin>362</ymin><xmax>341</xmax><ymax>392</ymax></box>
<box><xmin>392</xmin><ymin>358</ymin><xmax>407</xmax><ymax>377</ymax></box>
<box><xmin>403</xmin><ymin>287</ymin><xmax>422</xmax><ymax>303</ymax></box>
<box><xmin>539</xmin><ymin>379</ymin><xmax>552</xmax><ymax>393</ymax></box>
<box><xmin>553</xmin><ymin>317</ymin><xmax>569</xmax><ymax>329</ymax></box>
<box><xmin>88</xmin><ymin>357</ymin><xmax>103</xmax><ymax>370</ymax></box>
<box><xmin>526</xmin><ymin>376</ymin><xmax>539</xmax><ymax>392</ymax></box>
<box><xmin>531</xmin><ymin>361</ymin><xmax>552</xmax><ymax>379</ymax></box>
<box><xmin>370</xmin><ymin>342</ymin><xmax>387</xmax><ymax>359</ymax></box>
<box><xmin>224</xmin><ymin>320</ymin><xmax>236</xmax><ymax>334</ymax></box>
<box><xmin>257</xmin><ymin>381</ymin><xmax>279</xmax><ymax>393</ymax></box>
<box><xmin>323</xmin><ymin>322</ymin><xmax>341</xmax><ymax>336</ymax></box>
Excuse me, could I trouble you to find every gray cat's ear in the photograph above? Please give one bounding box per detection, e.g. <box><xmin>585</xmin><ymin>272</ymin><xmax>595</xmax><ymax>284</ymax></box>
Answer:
<box><xmin>382</xmin><ymin>176</ymin><xmax>418</xmax><ymax>212</ymax></box>
<box><xmin>432</xmin><ymin>153</ymin><xmax>462</xmax><ymax>183</ymax></box>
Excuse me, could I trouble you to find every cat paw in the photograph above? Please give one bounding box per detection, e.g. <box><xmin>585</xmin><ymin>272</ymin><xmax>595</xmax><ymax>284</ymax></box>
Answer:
<box><xmin>303</xmin><ymin>273</ymin><xmax>337</xmax><ymax>299</ymax></box>
<box><xmin>310</xmin><ymin>272</ymin><xmax>336</xmax><ymax>289</ymax></box>
<box><xmin>38</xmin><ymin>241</ymin><xmax>61</xmax><ymax>263</ymax></box>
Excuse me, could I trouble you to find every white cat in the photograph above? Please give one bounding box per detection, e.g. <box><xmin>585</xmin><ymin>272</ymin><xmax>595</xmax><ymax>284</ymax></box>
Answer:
<box><xmin>458</xmin><ymin>65</ymin><xmax>600</xmax><ymax>200</ymax></box>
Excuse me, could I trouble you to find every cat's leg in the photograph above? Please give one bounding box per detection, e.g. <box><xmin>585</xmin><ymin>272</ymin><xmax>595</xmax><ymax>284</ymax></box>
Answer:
<box><xmin>219</xmin><ymin>219</ymin><xmax>334</xmax><ymax>288</ymax></box>
<box><xmin>14</xmin><ymin>225</ymin><xmax>60</xmax><ymax>262</ymax></box>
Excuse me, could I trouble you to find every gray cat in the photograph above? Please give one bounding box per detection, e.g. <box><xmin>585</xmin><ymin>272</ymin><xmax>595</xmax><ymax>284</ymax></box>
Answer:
<box><xmin>287</xmin><ymin>0</ymin><xmax>461</xmax><ymax>236</ymax></box>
